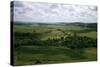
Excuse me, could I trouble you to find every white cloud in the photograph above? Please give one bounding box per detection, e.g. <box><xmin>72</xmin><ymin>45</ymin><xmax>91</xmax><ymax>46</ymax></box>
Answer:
<box><xmin>13</xmin><ymin>1</ymin><xmax>97</xmax><ymax>23</ymax></box>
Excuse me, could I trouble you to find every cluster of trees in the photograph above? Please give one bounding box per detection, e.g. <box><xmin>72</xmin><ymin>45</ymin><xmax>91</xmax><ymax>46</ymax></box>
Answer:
<box><xmin>63</xmin><ymin>33</ymin><xmax>97</xmax><ymax>49</ymax></box>
<box><xmin>14</xmin><ymin>32</ymin><xmax>97</xmax><ymax>49</ymax></box>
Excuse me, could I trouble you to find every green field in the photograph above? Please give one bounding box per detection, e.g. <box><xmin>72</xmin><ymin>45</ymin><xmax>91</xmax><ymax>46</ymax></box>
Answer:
<box><xmin>13</xmin><ymin>23</ymin><xmax>97</xmax><ymax>66</ymax></box>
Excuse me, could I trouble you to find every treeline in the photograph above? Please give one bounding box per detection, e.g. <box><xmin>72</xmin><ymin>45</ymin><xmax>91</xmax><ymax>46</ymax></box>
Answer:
<box><xmin>14</xmin><ymin>32</ymin><xmax>97</xmax><ymax>49</ymax></box>
<box><xmin>75</xmin><ymin>23</ymin><xmax>97</xmax><ymax>31</ymax></box>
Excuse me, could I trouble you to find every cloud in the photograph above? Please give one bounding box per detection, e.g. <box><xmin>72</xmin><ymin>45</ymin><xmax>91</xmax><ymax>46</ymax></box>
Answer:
<box><xmin>12</xmin><ymin>1</ymin><xmax>97</xmax><ymax>23</ymax></box>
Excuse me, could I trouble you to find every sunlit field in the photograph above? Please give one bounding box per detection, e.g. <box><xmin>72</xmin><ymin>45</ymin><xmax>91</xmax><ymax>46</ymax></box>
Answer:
<box><xmin>13</xmin><ymin>23</ymin><xmax>97</xmax><ymax>66</ymax></box>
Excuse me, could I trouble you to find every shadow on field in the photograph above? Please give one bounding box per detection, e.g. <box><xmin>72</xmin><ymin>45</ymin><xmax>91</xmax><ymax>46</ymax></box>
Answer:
<box><xmin>15</xmin><ymin>46</ymin><xmax>86</xmax><ymax>59</ymax></box>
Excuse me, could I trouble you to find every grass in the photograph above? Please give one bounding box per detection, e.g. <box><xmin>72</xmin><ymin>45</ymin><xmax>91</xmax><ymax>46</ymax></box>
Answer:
<box><xmin>14</xmin><ymin>24</ymin><xmax>97</xmax><ymax>39</ymax></box>
<box><xmin>79</xmin><ymin>32</ymin><xmax>97</xmax><ymax>39</ymax></box>
<box><xmin>83</xmin><ymin>48</ymin><xmax>97</xmax><ymax>60</ymax></box>
<box><xmin>14</xmin><ymin>46</ymin><xmax>97</xmax><ymax>66</ymax></box>
<box><xmin>13</xmin><ymin>24</ymin><xmax>97</xmax><ymax>66</ymax></box>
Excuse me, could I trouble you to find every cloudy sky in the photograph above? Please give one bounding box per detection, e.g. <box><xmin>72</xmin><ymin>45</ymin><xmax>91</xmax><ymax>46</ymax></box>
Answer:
<box><xmin>12</xmin><ymin>1</ymin><xmax>97</xmax><ymax>23</ymax></box>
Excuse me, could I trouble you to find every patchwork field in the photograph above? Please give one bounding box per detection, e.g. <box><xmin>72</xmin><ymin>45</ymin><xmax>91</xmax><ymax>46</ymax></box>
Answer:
<box><xmin>13</xmin><ymin>23</ymin><xmax>97</xmax><ymax>66</ymax></box>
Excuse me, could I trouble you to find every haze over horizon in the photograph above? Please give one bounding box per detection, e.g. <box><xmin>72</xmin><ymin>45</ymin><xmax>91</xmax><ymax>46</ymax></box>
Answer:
<box><xmin>11</xmin><ymin>1</ymin><xmax>97</xmax><ymax>23</ymax></box>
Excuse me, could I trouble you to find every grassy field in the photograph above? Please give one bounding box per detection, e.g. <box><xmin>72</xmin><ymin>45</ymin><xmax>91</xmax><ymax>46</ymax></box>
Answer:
<box><xmin>79</xmin><ymin>32</ymin><xmax>97</xmax><ymax>39</ymax></box>
<box><xmin>13</xmin><ymin>23</ymin><xmax>97</xmax><ymax>66</ymax></box>
<box><xmin>14</xmin><ymin>46</ymin><xmax>97</xmax><ymax>65</ymax></box>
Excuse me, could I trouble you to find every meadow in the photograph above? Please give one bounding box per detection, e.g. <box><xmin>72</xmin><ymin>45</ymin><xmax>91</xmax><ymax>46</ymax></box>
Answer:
<box><xmin>13</xmin><ymin>22</ymin><xmax>97</xmax><ymax>66</ymax></box>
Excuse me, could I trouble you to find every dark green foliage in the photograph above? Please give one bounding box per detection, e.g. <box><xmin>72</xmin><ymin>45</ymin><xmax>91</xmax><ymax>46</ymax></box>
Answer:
<box><xmin>68</xmin><ymin>48</ymin><xmax>85</xmax><ymax>59</ymax></box>
<box><xmin>64</xmin><ymin>33</ymin><xmax>97</xmax><ymax>49</ymax></box>
<box><xmin>14</xmin><ymin>32</ymin><xmax>97</xmax><ymax>49</ymax></box>
<box><xmin>35</xmin><ymin>60</ymin><xmax>42</xmax><ymax>64</ymax></box>
<box><xmin>14</xmin><ymin>32</ymin><xmax>41</xmax><ymax>39</ymax></box>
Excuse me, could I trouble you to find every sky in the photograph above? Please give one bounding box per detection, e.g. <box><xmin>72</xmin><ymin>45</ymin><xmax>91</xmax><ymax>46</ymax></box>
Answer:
<box><xmin>12</xmin><ymin>1</ymin><xmax>97</xmax><ymax>23</ymax></box>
